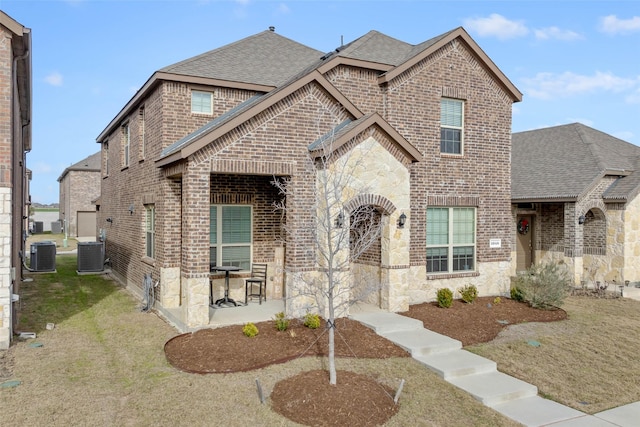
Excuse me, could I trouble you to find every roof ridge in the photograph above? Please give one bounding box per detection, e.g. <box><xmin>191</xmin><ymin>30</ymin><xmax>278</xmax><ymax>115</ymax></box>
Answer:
<box><xmin>160</xmin><ymin>30</ymin><xmax>274</xmax><ymax>73</ymax></box>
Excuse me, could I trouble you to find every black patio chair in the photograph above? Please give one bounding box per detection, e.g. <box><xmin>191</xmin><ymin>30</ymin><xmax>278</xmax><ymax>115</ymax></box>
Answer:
<box><xmin>245</xmin><ymin>263</ymin><xmax>268</xmax><ymax>305</ymax></box>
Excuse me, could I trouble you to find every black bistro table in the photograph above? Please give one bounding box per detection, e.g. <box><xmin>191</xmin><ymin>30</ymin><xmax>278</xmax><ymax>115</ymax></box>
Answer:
<box><xmin>211</xmin><ymin>265</ymin><xmax>241</xmax><ymax>306</ymax></box>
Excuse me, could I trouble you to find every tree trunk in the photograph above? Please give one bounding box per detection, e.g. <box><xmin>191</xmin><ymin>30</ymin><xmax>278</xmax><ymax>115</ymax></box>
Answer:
<box><xmin>328</xmin><ymin>323</ymin><xmax>336</xmax><ymax>385</ymax></box>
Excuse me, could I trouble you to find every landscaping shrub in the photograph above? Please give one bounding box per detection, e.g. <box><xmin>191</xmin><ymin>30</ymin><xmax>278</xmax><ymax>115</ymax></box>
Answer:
<box><xmin>458</xmin><ymin>284</ymin><xmax>478</xmax><ymax>304</ymax></box>
<box><xmin>437</xmin><ymin>288</ymin><xmax>453</xmax><ymax>308</ymax></box>
<box><xmin>510</xmin><ymin>285</ymin><xmax>524</xmax><ymax>302</ymax></box>
<box><xmin>274</xmin><ymin>312</ymin><xmax>290</xmax><ymax>332</ymax></box>
<box><xmin>303</xmin><ymin>312</ymin><xmax>321</xmax><ymax>329</ymax></box>
<box><xmin>242</xmin><ymin>322</ymin><xmax>259</xmax><ymax>337</ymax></box>
<box><xmin>512</xmin><ymin>262</ymin><xmax>570</xmax><ymax>309</ymax></box>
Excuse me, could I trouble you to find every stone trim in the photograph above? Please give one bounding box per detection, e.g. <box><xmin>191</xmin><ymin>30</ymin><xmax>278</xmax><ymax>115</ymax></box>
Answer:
<box><xmin>426</xmin><ymin>271</ymin><xmax>480</xmax><ymax>280</ymax></box>
<box><xmin>381</xmin><ymin>264</ymin><xmax>410</xmax><ymax>269</ymax></box>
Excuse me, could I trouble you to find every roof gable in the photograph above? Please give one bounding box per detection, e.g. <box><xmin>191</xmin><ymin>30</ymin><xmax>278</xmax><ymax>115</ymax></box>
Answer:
<box><xmin>308</xmin><ymin>113</ymin><xmax>422</xmax><ymax>164</ymax></box>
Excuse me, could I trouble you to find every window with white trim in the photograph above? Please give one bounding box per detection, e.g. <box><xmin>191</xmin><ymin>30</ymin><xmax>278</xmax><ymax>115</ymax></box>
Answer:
<box><xmin>122</xmin><ymin>123</ymin><xmax>130</xmax><ymax>167</ymax></box>
<box><xmin>440</xmin><ymin>99</ymin><xmax>464</xmax><ymax>154</ymax></box>
<box><xmin>191</xmin><ymin>90</ymin><xmax>212</xmax><ymax>114</ymax></box>
<box><xmin>427</xmin><ymin>207</ymin><xmax>476</xmax><ymax>273</ymax></box>
<box><xmin>210</xmin><ymin>205</ymin><xmax>252</xmax><ymax>271</ymax></box>
<box><xmin>139</xmin><ymin>107</ymin><xmax>145</xmax><ymax>160</ymax></box>
<box><xmin>145</xmin><ymin>204</ymin><xmax>155</xmax><ymax>259</ymax></box>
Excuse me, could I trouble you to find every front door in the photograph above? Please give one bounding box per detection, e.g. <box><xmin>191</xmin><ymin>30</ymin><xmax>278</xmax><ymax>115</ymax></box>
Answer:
<box><xmin>516</xmin><ymin>215</ymin><xmax>533</xmax><ymax>272</ymax></box>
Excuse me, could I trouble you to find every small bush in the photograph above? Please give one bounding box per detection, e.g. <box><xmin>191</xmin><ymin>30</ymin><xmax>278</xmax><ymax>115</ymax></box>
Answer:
<box><xmin>274</xmin><ymin>312</ymin><xmax>290</xmax><ymax>332</ymax></box>
<box><xmin>493</xmin><ymin>296</ymin><xmax>502</xmax><ymax>305</ymax></box>
<box><xmin>242</xmin><ymin>322</ymin><xmax>259</xmax><ymax>338</ymax></box>
<box><xmin>511</xmin><ymin>285</ymin><xmax>524</xmax><ymax>302</ymax></box>
<box><xmin>512</xmin><ymin>262</ymin><xmax>570</xmax><ymax>309</ymax></box>
<box><xmin>458</xmin><ymin>284</ymin><xmax>478</xmax><ymax>304</ymax></box>
<box><xmin>303</xmin><ymin>312</ymin><xmax>321</xmax><ymax>329</ymax></box>
<box><xmin>437</xmin><ymin>288</ymin><xmax>453</xmax><ymax>308</ymax></box>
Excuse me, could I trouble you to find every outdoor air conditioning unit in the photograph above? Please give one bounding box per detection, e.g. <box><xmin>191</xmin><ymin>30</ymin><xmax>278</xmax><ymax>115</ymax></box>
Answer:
<box><xmin>30</xmin><ymin>242</ymin><xmax>56</xmax><ymax>272</ymax></box>
<box><xmin>77</xmin><ymin>242</ymin><xmax>104</xmax><ymax>272</ymax></box>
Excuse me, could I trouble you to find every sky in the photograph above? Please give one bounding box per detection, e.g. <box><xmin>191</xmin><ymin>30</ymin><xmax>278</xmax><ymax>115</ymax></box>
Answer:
<box><xmin>1</xmin><ymin>0</ymin><xmax>639</xmax><ymax>204</ymax></box>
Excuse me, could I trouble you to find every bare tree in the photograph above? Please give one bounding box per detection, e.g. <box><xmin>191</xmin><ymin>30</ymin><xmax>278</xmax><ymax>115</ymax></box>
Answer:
<box><xmin>273</xmin><ymin>127</ymin><xmax>385</xmax><ymax>385</ymax></box>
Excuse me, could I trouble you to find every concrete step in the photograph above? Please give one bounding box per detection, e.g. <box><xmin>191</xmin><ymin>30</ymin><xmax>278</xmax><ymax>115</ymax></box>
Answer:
<box><xmin>381</xmin><ymin>328</ymin><xmax>462</xmax><ymax>356</ymax></box>
<box><xmin>414</xmin><ymin>350</ymin><xmax>497</xmax><ymax>379</ymax></box>
<box><xmin>491</xmin><ymin>395</ymin><xmax>586</xmax><ymax>426</ymax></box>
<box><xmin>447</xmin><ymin>371</ymin><xmax>538</xmax><ymax>407</ymax></box>
<box><xmin>348</xmin><ymin>312</ymin><xmax>424</xmax><ymax>335</ymax></box>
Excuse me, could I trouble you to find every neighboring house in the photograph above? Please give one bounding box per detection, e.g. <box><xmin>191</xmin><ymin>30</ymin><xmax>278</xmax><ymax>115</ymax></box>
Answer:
<box><xmin>57</xmin><ymin>152</ymin><xmax>100</xmax><ymax>238</ymax></box>
<box><xmin>0</xmin><ymin>11</ymin><xmax>31</xmax><ymax>349</ymax></box>
<box><xmin>96</xmin><ymin>27</ymin><xmax>521</xmax><ymax>330</ymax></box>
<box><xmin>512</xmin><ymin>123</ymin><xmax>640</xmax><ymax>286</ymax></box>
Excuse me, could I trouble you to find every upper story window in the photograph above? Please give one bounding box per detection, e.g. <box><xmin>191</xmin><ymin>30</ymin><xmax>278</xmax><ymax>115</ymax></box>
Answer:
<box><xmin>139</xmin><ymin>107</ymin><xmax>145</xmax><ymax>161</ymax></box>
<box><xmin>103</xmin><ymin>142</ymin><xmax>109</xmax><ymax>176</ymax></box>
<box><xmin>191</xmin><ymin>90</ymin><xmax>213</xmax><ymax>114</ymax></box>
<box><xmin>426</xmin><ymin>207</ymin><xmax>476</xmax><ymax>273</ymax></box>
<box><xmin>440</xmin><ymin>99</ymin><xmax>464</xmax><ymax>155</ymax></box>
<box><xmin>122</xmin><ymin>123</ymin><xmax>130</xmax><ymax>167</ymax></box>
<box><xmin>210</xmin><ymin>205</ymin><xmax>252</xmax><ymax>271</ymax></box>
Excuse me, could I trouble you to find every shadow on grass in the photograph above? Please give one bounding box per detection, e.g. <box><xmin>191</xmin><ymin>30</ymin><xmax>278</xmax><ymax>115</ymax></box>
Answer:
<box><xmin>17</xmin><ymin>254</ymin><xmax>118</xmax><ymax>334</ymax></box>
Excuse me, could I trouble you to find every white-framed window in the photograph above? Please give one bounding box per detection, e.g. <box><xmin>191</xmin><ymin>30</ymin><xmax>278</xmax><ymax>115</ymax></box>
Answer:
<box><xmin>139</xmin><ymin>106</ymin><xmax>145</xmax><ymax>160</ymax></box>
<box><xmin>426</xmin><ymin>207</ymin><xmax>476</xmax><ymax>273</ymax></box>
<box><xmin>122</xmin><ymin>123</ymin><xmax>130</xmax><ymax>167</ymax></box>
<box><xmin>191</xmin><ymin>90</ymin><xmax>212</xmax><ymax>114</ymax></box>
<box><xmin>104</xmin><ymin>142</ymin><xmax>109</xmax><ymax>176</ymax></box>
<box><xmin>440</xmin><ymin>99</ymin><xmax>464</xmax><ymax>154</ymax></box>
<box><xmin>145</xmin><ymin>204</ymin><xmax>155</xmax><ymax>259</ymax></box>
<box><xmin>210</xmin><ymin>205</ymin><xmax>252</xmax><ymax>271</ymax></box>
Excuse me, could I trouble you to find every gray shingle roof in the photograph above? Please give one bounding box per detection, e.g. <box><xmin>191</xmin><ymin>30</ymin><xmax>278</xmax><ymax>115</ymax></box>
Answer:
<box><xmin>512</xmin><ymin>123</ymin><xmax>639</xmax><ymax>201</ymax></box>
<box><xmin>334</xmin><ymin>29</ymin><xmax>453</xmax><ymax>67</ymax></box>
<box><xmin>57</xmin><ymin>151</ymin><xmax>101</xmax><ymax>182</ymax></box>
<box><xmin>160</xmin><ymin>30</ymin><xmax>324</xmax><ymax>87</ymax></box>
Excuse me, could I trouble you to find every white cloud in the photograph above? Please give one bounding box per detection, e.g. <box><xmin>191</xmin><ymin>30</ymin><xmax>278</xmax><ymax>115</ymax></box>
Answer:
<box><xmin>463</xmin><ymin>14</ymin><xmax>529</xmax><ymax>40</ymax></box>
<box><xmin>612</xmin><ymin>130</ymin><xmax>634</xmax><ymax>142</ymax></box>
<box><xmin>534</xmin><ymin>27</ymin><xmax>582</xmax><ymax>41</ymax></box>
<box><xmin>626</xmin><ymin>87</ymin><xmax>640</xmax><ymax>104</ymax></box>
<box><xmin>599</xmin><ymin>15</ymin><xmax>640</xmax><ymax>35</ymax></box>
<box><xmin>275</xmin><ymin>3</ymin><xmax>290</xmax><ymax>15</ymax></box>
<box><xmin>521</xmin><ymin>71</ymin><xmax>637</xmax><ymax>99</ymax></box>
<box><xmin>44</xmin><ymin>72</ymin><xmax>63</xmax><ymax>87</ymax></box>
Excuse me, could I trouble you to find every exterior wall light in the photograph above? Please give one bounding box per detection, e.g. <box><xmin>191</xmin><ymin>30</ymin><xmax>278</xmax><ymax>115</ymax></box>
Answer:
<box><xmin>398</xmin><ymin>212</ymin><xmax>407</xmax><ymax>228</ymax></box>
<box><xmin>335</xmin><ymin>212</ymin><xmax>344</xmax><ymax>228</ymax></box>
<box><xmin>578</xmin><ymin>215</ymin><xmax>586</xmax><ymax>225</ymax></box>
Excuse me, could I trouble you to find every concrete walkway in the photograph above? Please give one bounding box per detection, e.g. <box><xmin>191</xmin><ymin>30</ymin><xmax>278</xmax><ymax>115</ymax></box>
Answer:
<box><xmin>349</xmin><ymin>304</ymin><xmax>640</xmax><ymax>427</ymax></box>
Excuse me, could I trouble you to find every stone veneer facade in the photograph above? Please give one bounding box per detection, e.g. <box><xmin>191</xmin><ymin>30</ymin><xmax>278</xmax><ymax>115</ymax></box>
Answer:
<box><xmin>523</xmin><ymin>175</ymin><xmax>640</xmax><ymax>289</ymax></box>
<box><xmin>98</xmin><ymin>31</ymin><xmax>518</xmax><ymax>330</ymax></box>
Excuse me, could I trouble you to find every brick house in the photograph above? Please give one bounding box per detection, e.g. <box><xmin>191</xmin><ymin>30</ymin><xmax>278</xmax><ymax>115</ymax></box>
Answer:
<box><xmin>513</xmin><ymin>123</ymin><xmax>640</xmax><ymax>288</ymax></box>
<box><xmin>96</xmin><ymin>27</ymin><xmax>521</xmax><ymax>330</ymax></box>
<box><xmin>58</xmin><ymin>151</ymin><xmax>100</xmax><ymax>238</ymax></box>
<box><xmin>0</xmin><ymin>11</ymin><xmax>31</xmax><ymax>349</ymax></box>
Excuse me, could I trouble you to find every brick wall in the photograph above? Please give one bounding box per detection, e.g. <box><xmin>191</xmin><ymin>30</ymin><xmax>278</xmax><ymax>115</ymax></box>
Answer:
<box><xmin>328</xmin><ymin>40</ymin><xmax>513</xmax><ymax>269</ymax></box>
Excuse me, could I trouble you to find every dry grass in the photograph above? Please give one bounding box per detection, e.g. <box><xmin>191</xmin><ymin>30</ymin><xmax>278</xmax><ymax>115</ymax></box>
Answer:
<box><xmin>468</xmin><ymin>295</ymin><xmax>640</xmax><ymax>414</ymax></box>
<box><xmin>1</xmin><ymin>255</ymin><xmax>519</xmax><ymax>426</ymax></box>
